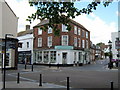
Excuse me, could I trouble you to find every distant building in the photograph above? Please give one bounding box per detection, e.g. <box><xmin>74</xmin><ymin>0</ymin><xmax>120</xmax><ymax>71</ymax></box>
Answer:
<box><xmin>111</xmin><ymin>32</ymin><xmax>120</xmax><ymax>60</ymax></box>
<box><xmin>33</xmin><ymin>19</ymin><xmax>90</xmax><ymax>66</ymax></box>
<box><xmin>90</xmin><ymin>41</ymin><xmax>96</xmax><ymax>61</ymax></box>
<box><xmin>0</xmin><ymin>1</ymin><xmax>18</xmax><ymax>69</ymax></box>
<box><xmin>17</xmin><ymin>25</ymin><xmax>34</xmax><ymax>64</ymax></box>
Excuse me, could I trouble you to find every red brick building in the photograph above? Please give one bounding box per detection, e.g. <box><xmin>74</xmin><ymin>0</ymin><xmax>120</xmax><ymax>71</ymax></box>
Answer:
<box><xmin>33</xmin><ymin>19</ymin><xmax>90</xmax><ymax>65</ymax></box>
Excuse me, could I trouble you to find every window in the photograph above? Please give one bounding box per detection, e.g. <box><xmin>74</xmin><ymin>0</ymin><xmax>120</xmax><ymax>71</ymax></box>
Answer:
<box><xmin>82</xmin><ymin>30</ymin><xmax>85</xmax><ymax>37</ymax></box>
<box><xmin>27</xmin><ymin>42</ymin><xmax>29</xmax><ymax>48</ymax></box>
<box><xmin>50</xmin><ymin>51</ymin><xmax>56</xmax><ymax>63</ymax></box>
<box><xmin>62</xmin><ymin>24</ymin><xmax>68</xmax><ymax>32</ymax></box>
<box><xmin>62</xmin><ymin>35</ymin><xmax>68</xmax><ymax>46</ymax></box>
<box><xmin>78</xmin><ymin>28</ymin><xmax>81</xmax><ymax>35</ymax></box>
<box><xmin>74</xmin><ymin>26</ymin><xmax>77</xmax><ymax>34</ymax></box>
<box><xmin>48</xmin><ymin>27</ymin><xmax>52</xmax><ymax>33</ymax></box>
<box><xmin>86</xmin><ymin>32</ymin><xmax>88</xmax><ymax>38</ymax></box>
<box><xmin>82</xmin><ymin>39</ymin><xmax>85</xmax><ymax>48</ymax></box>
<box><xmin>78</xmin><ymin>38</ymin><xmax>81</xmax><ymax>47</ymax></box>
<box><xmin>74</xmin><ymin>37</ymin><xmax>77</xmax><ymax>47</ymax></box>
<box><xmin>86</xmin><ymin>40</ymin><xmax>89</xmax><ymax>49</ymax></box>
<box><xmin>38</xmin><ymin>28</ymin><xmax>42</xmax><ymax>35</ymax></box>
<box><xmin>48</xmin><ymin>36</ymin><xmax>52</xmax><ymax>47</ymax></box>
<box><xmin>38</xmin><ymin>38</ymin><xmax>42</xmax><ymax>47</ymax></box>
<box><xmin>37</xmin><ymin>51</ymin><xmax>42</xmax><ymax>63</ymax></box>
<box><xmin>43</xmin><ymin>51</ymin><xmax>49</xmax><ymax>63</ymax></box>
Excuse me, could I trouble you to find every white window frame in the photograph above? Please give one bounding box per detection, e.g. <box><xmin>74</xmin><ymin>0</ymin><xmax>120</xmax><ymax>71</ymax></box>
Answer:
<box><xmin>62</xmin><ymin>24</ymin><xmax>68</xmax><ymax>32</ymax></box>
<box><xmin>38</xmin><ymin>37</ymin><xmax>42</xmax><ymax>47</ymax></box>
<box><xmin>48</xmin><ymin>26</ymin><xmax>52</xmax><ymax>34</ymax></box>
<box><xmin>82</xmin><ymin>30</ymin><xmax>85</xmax><ymax>37</ymax></box>
<box><xmin>74</xmin><ymin>26</ymin><xmax>77</xmax><ymax>34</ymax></box>
<box><xmin>48</xmin><ymin>36</ymin><xmax>52</xmax><ymax>47</ymax></box>
<box><xmin>62</xmin><ymin>35</ymin><xmax>68</xmax><ymax>46</ymax></box>
<box><xmin>82</xmin><ymin>39</ymin><xmax>85</xmax><ymax>48</ymax></box>
<box><xmin>78</xmin><ymin>28</ymin><xmax>81</xmax><ymax>35</ymax></box>
<box><xmin>27</xmin><ymin>42</ymin><xmax>29</xmax><ymax>48</ymax></box>
<box><xmin>78</xmin><ymin>38</ymin><xmax>81</xmax><ymax>47</ymax></box>
<box><xmin>86</xmin><ymin>32</ymin><xmax>88</xmax><ymax>38</ymax></box>
<box><xmin>38</xmin><ymin>28</ymin><xmax>42</xmax><ymax>35</ymax></box>
<box><xmin>74</xmin><ymin>37</ymin><xmax>77</xmax><ymax>47</ymax></box>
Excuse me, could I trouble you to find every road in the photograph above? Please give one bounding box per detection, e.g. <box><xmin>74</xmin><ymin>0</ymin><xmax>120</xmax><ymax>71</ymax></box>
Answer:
<box><xmin>5</xmin><ymin>59</ymin><xmax>119</xmax><ymax>89</ymax></box>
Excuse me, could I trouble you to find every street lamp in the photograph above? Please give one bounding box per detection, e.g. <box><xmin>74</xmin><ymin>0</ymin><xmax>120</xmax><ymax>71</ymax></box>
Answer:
<box><xmin>3</xmin><ymin>34</ymin><xmax>13</xmax><ymax>89</ymax></box>
<box><xmin>108</xmin><ymin>40</ymin><xmax>113</xmax><ymax>69</ymax></box>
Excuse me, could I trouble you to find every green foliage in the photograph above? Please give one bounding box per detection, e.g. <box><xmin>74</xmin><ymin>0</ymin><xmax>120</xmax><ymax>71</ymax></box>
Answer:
<box><xmin>27</xmin><ymin>0</ymin><xmax>112</xmax><ymax>35</ymax></box>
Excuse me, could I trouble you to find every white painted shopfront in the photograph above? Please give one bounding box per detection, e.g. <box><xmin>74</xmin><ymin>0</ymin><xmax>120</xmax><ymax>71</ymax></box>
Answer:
<box><xmin>33</xmin><ymin>48</ymin><xmax>90</xmax><ymax>65</ymax></box>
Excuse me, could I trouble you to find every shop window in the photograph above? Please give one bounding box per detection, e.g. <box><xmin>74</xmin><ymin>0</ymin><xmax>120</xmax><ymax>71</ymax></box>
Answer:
<box><xmin>44</xmin><ymin>51</ymin><xmax>49</xmax><ymax>63</ymax></box>
<box><xmin>37</xmin><ymin>51</ymin><xmax>42</xmax><ymax>63</ymax></box>
<box><xmin>50</xmin><ymin>51</ymin><xmax>56</xmax><ymax>63</ymax></box>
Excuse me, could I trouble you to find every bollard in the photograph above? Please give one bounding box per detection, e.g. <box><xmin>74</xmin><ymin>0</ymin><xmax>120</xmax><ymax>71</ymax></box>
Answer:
<box><xmin>67</xmin><ymin>77</ymin><xmax>70</xmax><ymax>90</ymax></box>
<box><xmin>25</xmin><ymin>64</ymin><xmax>27</xmax><ymax>69</ymax></box>
<box><xmin>39</xmin><ymin>74</ymin><xmax>42</xmax><ymax>86</ymax></box>
<box><xmin>31</xmin><ymin>64</ymin><xmax>33</xmax><ymax>71</ymax></box>
<box><xmin>17</xmin><ymin>73</ymin><xmax>20</xmax><ymax>84</ymax></box>
<box><xmin>111</xmin><ymin>81</ymin><xmax>113</xmax><ymax>90</ymax></box>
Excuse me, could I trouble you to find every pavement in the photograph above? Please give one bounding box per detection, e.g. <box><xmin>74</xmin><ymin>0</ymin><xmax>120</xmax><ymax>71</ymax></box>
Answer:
<box><xmin>0</xmin><ymin>59</ymin><xmax>119</xmax><ymax>90</ymax></box>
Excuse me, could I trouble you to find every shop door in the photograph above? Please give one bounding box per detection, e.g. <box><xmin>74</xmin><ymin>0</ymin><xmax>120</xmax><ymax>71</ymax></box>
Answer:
<box><xmin>62</xmin><ymin>53</ymin><xmax>67</xmax><ymax>64</ymax></box>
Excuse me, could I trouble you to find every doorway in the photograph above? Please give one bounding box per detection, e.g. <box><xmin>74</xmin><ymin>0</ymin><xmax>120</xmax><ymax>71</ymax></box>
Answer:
<box><xmin>62</xmin><ymin>53</ymin><xmax>67</xmax><ymax>64</ymax></box>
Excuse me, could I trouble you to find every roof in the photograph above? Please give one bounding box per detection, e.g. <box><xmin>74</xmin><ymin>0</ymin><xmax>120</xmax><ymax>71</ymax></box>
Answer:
<box><xmin>33</xmin><ymin>18</ymin><xmax>89</xmax><ymax>31</ymax></box>
<box><xmin>17</xmin><ymin>29</ymin><xmax>33</xmax><ymax>37</ymax></box>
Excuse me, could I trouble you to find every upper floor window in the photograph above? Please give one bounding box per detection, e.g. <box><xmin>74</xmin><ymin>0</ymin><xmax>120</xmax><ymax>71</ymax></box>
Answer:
<box><xmin>74</xmin><ymin>26</ymin><xmax>77</xmax><ymax>34</ymax></box>
<box><xmin>74</xmin><ymin>37</ymin><xmax>77</xmax><ymax>47</ymax></box>
<box><xmin>82</xmin><ymin>30</ymin><xmax>85</xmax><ymax>37</ymax></box>
<box><xmin>86</xmin><ymin>32</ymin><xmax>88</xmax><ymax>38</ymax></box>
<box><xmin>62</xmin><ymin>24</ymin><xmax>68</xmax><ymax>32</ymax></box>
<box><xmin>48</xmin><ymin>36</ymin><xmax>52</xmax><ymax>47</ymax></box>
<box><xmin>48</xmin><ymin>27</ymin><xmax>52</xmax><ymax>34</ymax></box>
<box><xmin>82</xmin><ymin>39</ymin><xmax>85</xmax><ymax>48</ymax></box>
<box><xmin>38</xmin><ymin>28</ymin><xmax>42</xmax><ymax>35</ymax></box>
<box><xmin>78</xmin><ymin>28</ymin><xmax>81</xmax><ymax>35</ymax></box>
<box><xmin>38</xmin><ymin>37</ymin><xmax>42</xmax><ymax>47</ymax></box>
<box><xmin>27</xmin><ymin>42</ymin><xmax>29</xmax><ymax>48</ymax></box>
<box><xmin>78</xmin><ymin>38</ymin><xmax>81</xmax><ymax>47</ymax></box>
<box><xmin>62</xmin><ymin>35</ymin><xmax>68</xmax><ymax>46</ymax></box>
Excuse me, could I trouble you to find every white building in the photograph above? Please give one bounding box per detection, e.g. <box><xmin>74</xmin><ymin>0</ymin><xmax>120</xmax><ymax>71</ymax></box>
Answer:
<box><xmin>17</xmin><ymin>25</ymin><xmax>34</xmax><ymax>64</ymax></box>
<box><xmin>111</xmin><ymin>32</ymin><xmax>120</xmax><ymax>60</ymax></box>
<box><xmin>0</xmin><ymin>0</ymin><xmax>18</xmax><ymax>69</ymax></box>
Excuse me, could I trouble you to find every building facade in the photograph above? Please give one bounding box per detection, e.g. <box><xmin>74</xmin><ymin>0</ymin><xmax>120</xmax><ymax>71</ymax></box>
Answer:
<box><xmin>17</xmin><ymin>25</ymin><xmax>34</xmax><ymax>64</ymax></box>
<box><xmin>111</xmin><ymin>32</ymin><xmax>120</xmax><ymax>60</ymax></box>
<box><xmin>33</xmin><ymin>19</ymin><xmax>90</xmax><ymax>66</ymax></box>
<box><xmin>0</xmin><ymin>1</ymin><xmax>18</xmax><ymax>69</ymax></box>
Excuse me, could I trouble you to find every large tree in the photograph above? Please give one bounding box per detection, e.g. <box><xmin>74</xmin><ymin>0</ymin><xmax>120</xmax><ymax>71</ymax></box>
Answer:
<box><xmin>27</xmin><ymin>0</ymin><xmax>113</xmax><ymax>35</ymax></box>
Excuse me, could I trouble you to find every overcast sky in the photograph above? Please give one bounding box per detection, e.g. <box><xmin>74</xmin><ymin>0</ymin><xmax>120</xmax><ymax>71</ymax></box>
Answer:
<box><xmin>5</xmin><ymin>0</ymin><xmax>118</xmax><ymax>44</ymax></box>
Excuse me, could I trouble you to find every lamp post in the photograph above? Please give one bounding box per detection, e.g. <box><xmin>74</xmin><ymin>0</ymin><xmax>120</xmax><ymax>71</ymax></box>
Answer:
<box><xmin>108</xmin><ymin>40</ymin><xmax>113</xmax><ymax>69</ymax></box>
<box><xmin>3</xmin><ymin>34</ymin><xmax>13</xmax><ymax>89</ymax></box>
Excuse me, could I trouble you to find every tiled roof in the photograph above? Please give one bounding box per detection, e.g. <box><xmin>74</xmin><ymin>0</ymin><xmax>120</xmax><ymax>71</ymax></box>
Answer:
<box><xmin>33</xmin><ymin>19</ymin><xmax>88</xmax><ymax>31</ymax></box>
<box><xmin>17</xmin><ymin>29</ymin><xmax>33</xmax><ymax>37</ymax></box>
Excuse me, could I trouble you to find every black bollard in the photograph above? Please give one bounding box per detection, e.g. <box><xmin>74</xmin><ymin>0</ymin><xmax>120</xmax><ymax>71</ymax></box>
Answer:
<box><xmin>67</xmin><ymin>77</ymin><xmax>70</xmax><ymax>90</ymax></box>
<box><xmin>25</xmin><ymin>64</ymin><xmax>27</xmax><ymax>69</ymax></box>
<box><xmin>17</xmin><ymin>73</ymin><xmax>20</xmax><ymax>84</ymax></box>
<box><xmin>111</xmin><ymin>81</ymin><xmax>113</xmax><ymax>90</ymax></box>
<box><xmin>31</xmin><ymin>64</ymin><xmax>33</xmax><ymax>71</ymax></box>
<box><xmin>39</xmin><ymin>74</ymin><xmax>42</xmax><ymax>86</ymax></box>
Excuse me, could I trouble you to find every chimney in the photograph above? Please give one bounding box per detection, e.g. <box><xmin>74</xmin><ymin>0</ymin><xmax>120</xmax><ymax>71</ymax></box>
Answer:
<box><xmin>26</xmin><ymin>25</ymin><xmax>30</xmax><ymax>30</ymax></box>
